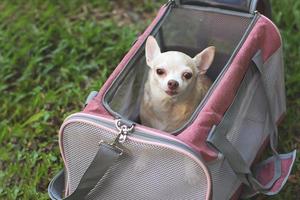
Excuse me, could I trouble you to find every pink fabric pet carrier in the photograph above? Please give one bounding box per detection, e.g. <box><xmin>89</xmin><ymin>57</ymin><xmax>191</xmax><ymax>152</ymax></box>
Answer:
<box><xmin>48</xmin><ymin>0</ymin><xmax>296</xmax><ymax>199</ymax></box>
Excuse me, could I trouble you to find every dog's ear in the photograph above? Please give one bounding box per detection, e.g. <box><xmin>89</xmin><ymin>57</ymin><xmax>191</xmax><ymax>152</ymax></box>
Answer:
<box><xmin>145</xmin><ymin>36</ymin><xmax>161</xmax><ymax>67</ymax></box>
<box><xmin>193</xmin><ymin>46</ymin><xmax>215</xmax><ymax>75</ymax></box>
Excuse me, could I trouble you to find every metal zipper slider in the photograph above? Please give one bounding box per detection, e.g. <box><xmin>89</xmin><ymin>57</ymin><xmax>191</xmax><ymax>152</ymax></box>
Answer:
<box><xmin>166</xmin><ymin>0</ymin><xmax>176</xmax><ymax>7</ymax></box>
<box><xmin>98</xmin><ymin>119</ymin><xmax>134</xmax><ymax>155</ymax></box>
<box><xmin>112</xmin><ymin>119</ymin><xmax>135</xmax><ymax>145</ymax></box>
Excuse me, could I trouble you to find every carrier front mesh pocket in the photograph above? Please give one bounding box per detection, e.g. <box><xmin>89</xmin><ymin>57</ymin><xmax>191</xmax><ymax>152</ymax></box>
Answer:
<box><xmin>60</xmin><ymin>118</ymin><xmax>211</xmax><ymax>200</ymax></box>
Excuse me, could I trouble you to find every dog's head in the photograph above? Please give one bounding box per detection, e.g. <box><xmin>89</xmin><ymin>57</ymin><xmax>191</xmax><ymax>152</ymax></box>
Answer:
<box><xmin>145</xmin><ymin>36</ymin><xmax>215</xmax><ymax>97</ymax></box>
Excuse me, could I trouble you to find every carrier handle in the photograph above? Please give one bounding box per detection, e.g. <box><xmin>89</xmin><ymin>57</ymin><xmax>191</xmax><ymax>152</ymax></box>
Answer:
<box><xmin>175</xmin><ymin>0</ymin><xmax>272</xmax><ymax>18</ymax></box>
<box><xmin>206</xmin><ymin>50</ymin><xmax>284</xmax><ymax>194</ymax></box>
<box><xmin>48</xmin><ymin>142</ymin><xmax>123</xmax><ymax>200</ymax></box>
<box><xmin>252</xmin><ymin>50</ymin><xmax>280</xmax><ymax>153</ymax></box>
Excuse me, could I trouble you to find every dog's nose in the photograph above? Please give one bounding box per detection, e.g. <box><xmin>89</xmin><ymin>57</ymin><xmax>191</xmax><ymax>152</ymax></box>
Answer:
<box><xmin>168</xmin><ymin>80</ymin><xmax>179</xmax><ymax>90</ymax></box>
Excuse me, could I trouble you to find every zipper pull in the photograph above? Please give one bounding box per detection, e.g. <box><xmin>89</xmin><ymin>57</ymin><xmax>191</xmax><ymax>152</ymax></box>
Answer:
<box><xmin>166</xmin><ymin>0</ymin><xmax>176</xmax><ymax>7</ymax></box>
<box><xmin>99</xmin><ymin>119</ymin><xmax>134</xmax><ymax>154</ymax></box>
<box><xmin>112</xmin><ymin>119</ymin><xmax>135</xmax><ymax>145</ymax></box>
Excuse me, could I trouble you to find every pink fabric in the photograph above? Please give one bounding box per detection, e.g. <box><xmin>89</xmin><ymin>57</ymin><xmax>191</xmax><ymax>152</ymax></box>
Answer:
<box><xmin>83</xmin><ymin>5</ymin><xmax>168</xmax><ymax>116</ymax></box>
<box><xmin>231</xmin><ymin>137</ymin><xmax>293</xmax><ymax>198</ymax></box>
<box><xmin>177</xmin><ymin>15</ymin><xmax>281</xmax><ymax>161</ymax></box>
<box><xmin>269</xmin><ymin>157</ymin><xmax>294</xmax><ymax>193</ymax></box>
<box><xmin>257</xmin><ymin>160</ymin><xmax>275</xmax><ymax>185</ymax></box>
<box><xmin>255</xmin><ymin>155</ymin><xmax>295</xmax><ymax>193</ymax></box>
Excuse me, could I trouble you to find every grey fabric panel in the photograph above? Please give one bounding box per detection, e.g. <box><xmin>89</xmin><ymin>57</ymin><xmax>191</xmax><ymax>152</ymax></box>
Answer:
<box><xmin>225</xmin><ymin>76</ymin><xmax>269</xmax><ymax>163</ymax></box>
<box><xmin>208</xmin><ymin>157</ymin><xmax>241</xmax><ymax>200</ymax></box>
<box><xmin>205</xmin><ymin>63</ymin><xmax>266</xmax><ymax>198</ymax></box>
<box><xmin>208</xmin><ymin>125</ymin><xmax>250</xmax><ymax>175</ymax></box>
<box><xmin>206</xmin><ymin>48</ymin><xmax>286</xmax><ymax>198</ymax></box>
<box><xmin>205</xmin><ymin>63</ymin><xmax>268</xmax><ymax>200</ymax></box>
<box><xmin>62</xmin><ymin>121</ymin><xmax>210</xmax><ymax>200</ymax></box>
<box><xmin>253</xmin><ymin>47</ymin><xmax>286</xmax><ymax>124</ymax></box>
<box><xmin>106</xmin><ymin>6</ymin><xmax>253</xmax><ymax>123</ymax></box>
<box><xmin>210</xmin><ymin>63</ymin><xmax>269</xmax><ymax>164</ymax></box>
<box><xmin>252</xmin><ymin>48</ymin><xmax>286</xmax><ymax>152</ymax></box>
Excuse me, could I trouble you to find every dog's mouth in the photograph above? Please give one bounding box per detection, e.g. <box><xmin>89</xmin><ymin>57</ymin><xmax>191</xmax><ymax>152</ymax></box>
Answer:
<box><xmin>165</xmin><ymin>90</ymin><xmax>178</xmax><ymax>96</ymax></box>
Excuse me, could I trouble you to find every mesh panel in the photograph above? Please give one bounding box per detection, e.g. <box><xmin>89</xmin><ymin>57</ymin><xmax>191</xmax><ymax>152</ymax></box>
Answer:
<box><xmin>109</xmin><ymin>55</ymin><xmax>148</xmax><ymax>122</ymax></box>
<box><xmin>62</xmin><ymin>121</ymin><xmax>210</xmax><ymax>200</ymax></box>
<box><xmin>260</xmin><ymin>47</ymin><xmax>286</xmax><ymax>122</ymax></box>
<box><xmin>206</xmin><ymin>64</ymin><xmax>275</xmax><ymax>199</ymax></box>
<box><xmin>106</xmin><ymin>6</ymin><xmax>253</xmax><ymax>124</ymax></box>
<box><xmin>208</xmin><ymin>158</ymin><xmax>240</xmax><ymax>200</ymax></box>
<box><xmin>224</xmin><ymin>65</ymin><xmax>270</xmax><ymax>163</ymax></box>
<box><xmin>161</xmin><ymin>7</ymin><xmax>252</xmax><ymax>78</ymax></box>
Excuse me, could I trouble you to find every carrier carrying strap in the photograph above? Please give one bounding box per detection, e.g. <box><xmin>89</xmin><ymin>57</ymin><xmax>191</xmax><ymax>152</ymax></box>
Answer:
<box><xmin>48</xmin><ymin>142</ymin><xmax>123</xmax><ymax>200</ymax></box>
<box><xmin>207</xmin><ymin>50</ymin><xmax>294</xmax><ymax>197</ymax></box>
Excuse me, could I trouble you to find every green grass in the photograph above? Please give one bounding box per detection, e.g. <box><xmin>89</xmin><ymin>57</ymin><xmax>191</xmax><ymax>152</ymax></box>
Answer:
<box><xmin>0</xmin><ymin>0</ymin><xmax>299</xmax><ymax>199</ymax></box>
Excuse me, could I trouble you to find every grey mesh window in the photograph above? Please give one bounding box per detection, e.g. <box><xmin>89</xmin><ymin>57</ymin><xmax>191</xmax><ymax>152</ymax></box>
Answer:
<box><xmin>103</xmin><ymin>5</ymin><xmax>254</xmax><ymax>129</ymax></box>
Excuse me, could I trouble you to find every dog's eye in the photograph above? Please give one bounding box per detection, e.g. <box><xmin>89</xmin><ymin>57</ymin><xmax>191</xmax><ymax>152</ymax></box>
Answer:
<box><xmin>156</xmin><ymin>68</ymin><xmax>165</xmax><ymax>75</ymax></box>
<box><xmin>183</xmin><ymin>72</ymin><xmax>192</xmax><ymax>80</ymax></box>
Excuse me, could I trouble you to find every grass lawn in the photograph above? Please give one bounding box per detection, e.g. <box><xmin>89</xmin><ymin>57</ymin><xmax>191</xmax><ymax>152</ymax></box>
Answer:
<box><xmin>0</xmin><ymin>0</ymin><xmax>299</xmax><ymax>199</ymax></box>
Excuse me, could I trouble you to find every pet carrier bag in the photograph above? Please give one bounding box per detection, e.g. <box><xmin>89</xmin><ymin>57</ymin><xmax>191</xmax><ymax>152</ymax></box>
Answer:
<box><xmin>48</xmin><ymin>0</ymin><xmax>296</xmax><ymax>199</ymax></box>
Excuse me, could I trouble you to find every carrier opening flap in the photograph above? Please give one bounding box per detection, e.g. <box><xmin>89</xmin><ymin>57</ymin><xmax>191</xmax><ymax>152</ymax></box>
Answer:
<box><xmin>177</xmin><ymin>0</ymin><xmax>272</xmax><ymax>17</ymax></box>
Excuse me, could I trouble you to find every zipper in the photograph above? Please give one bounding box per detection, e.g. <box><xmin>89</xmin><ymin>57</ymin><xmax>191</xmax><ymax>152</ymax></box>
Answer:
<box><xmin>62</xmin><ymin>113</ymin><xmax>204</xmax><ymax>162</ymax></box>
